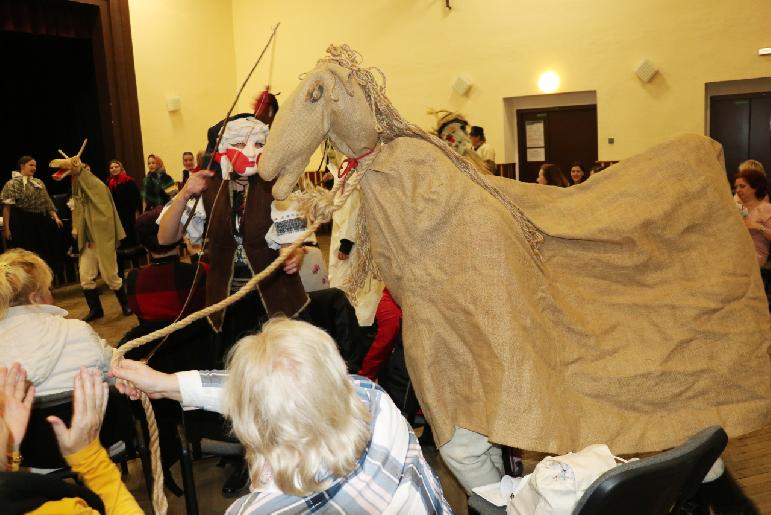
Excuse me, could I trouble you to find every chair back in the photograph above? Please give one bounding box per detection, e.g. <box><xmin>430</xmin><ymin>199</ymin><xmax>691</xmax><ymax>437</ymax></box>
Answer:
<box><xmin>572</xmin><ymin>426</ymin><xmax>728</xmax><ymax>515</ymax></box>
<box><xmin>21</xmin><ymin>388</ymin><xmax>137</xmax><ymax>469</ymax></box>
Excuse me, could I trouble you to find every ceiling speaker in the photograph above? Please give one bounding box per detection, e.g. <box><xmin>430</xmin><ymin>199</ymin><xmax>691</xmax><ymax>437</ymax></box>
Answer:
<box><xmin>635</xmin><ymin>59</ymin><xmax>658</xmax><ymax>83</ymax></box>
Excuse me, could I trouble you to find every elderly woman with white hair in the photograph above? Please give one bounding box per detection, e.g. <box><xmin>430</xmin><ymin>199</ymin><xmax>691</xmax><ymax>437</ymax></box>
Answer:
<box><xmin>111</xmin><ymin>318</ymin><xmax>451</xmax><ymax>514</ymax></box>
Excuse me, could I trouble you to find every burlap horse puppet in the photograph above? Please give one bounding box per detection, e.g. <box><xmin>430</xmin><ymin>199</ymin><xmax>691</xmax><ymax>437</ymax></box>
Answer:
<box><xmin>50</xmin><ymin>140</ymin><xmax>128</xmax><ymax>318</ymax></box>
<box><xmin>260</xmin><ymin>46</ymin><xmax>770</xmax><ymax>462</ymax></box>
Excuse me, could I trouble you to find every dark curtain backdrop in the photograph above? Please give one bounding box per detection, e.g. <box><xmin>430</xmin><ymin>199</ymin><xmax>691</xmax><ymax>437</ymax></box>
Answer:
<box><xmin>1</xmin><ymin>0</ymin><xmax>108</xmax><ymax>196</ymax></box>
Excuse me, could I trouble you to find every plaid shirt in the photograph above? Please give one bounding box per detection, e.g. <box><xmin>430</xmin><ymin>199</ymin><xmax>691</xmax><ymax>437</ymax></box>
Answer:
<box><xmin>1</xmin><ymin>176</ymin><xmax>56</xmax><ymax>214</ymax></box>
<box><xmin>126</xmin><ymin>256</ymin><xmax>207</xmax><ymax>323</ymax></box>
<box><xmin>225</xmin><ymin>378</ymin><xmax>452</xmax><ymax>515</ymax></box>
<box><xmin>142</xmin><ymin>170</ymin><xmax>176</xmax><ymax>209</ymax></box>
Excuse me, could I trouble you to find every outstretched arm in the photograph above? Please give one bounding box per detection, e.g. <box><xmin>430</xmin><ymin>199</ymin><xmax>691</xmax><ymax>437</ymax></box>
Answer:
<box><xmin>157</xmin><ymin>170</ymin><xmax>213</xmax><ymax>245</ymax></box>
<box><xmin>110</xmin><ymin>359</ymin><xmax>226</xmax><ymax>413</ymax></box>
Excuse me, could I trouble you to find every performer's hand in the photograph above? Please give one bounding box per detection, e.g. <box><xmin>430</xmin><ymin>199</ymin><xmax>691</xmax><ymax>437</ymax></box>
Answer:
<box><xmin>2</xmin><ymin>228</ymin><xmax>10</xmax><ymax>241</ymax></box>
<box><xmin>47</xmin><ymin>368</ymin><xmax>108</xmax><ymax>457</ymax></box>
<box><xmin>52</xmin><ymin>213</ymin><xmax>63</xmax><ymax>228</ymax></box>
<box><xmin>109</xmin><ymin>359</ymin><xmax>181</xmax><ymax>402</ymax></box>
<box><xmin>182</xmin><ymin>169</ymin><xmax>214</xmax><ymax>200</ymax></box>
<box><xmin>282</xmin><ymin>246</ymin><xmax>306</xmax><ymax>275</ymax></box>
<box><xmin>337</xmin><ymin>251</ymin><xmax>350</xmax><ymax>261</ymax></box>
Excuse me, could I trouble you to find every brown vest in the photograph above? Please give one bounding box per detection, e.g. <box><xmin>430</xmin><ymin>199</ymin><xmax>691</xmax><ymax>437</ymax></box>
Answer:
<box><xmin>201</xmin><ymin>174</ymin><xmax>308</xmax><ymax>330</ymax></box>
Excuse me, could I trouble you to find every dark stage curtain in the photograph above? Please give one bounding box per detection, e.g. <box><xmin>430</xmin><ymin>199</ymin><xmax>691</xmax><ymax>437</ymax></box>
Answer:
<box><xmin>0</xmin><ymin>0</ymin><xmax>94</xmax><ymax>39</ymax></box>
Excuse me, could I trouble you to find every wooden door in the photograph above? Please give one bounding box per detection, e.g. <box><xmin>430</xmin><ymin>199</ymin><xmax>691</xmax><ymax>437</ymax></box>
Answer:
<box><xmin>516</xmin><ymin>105</ymin><xmax>598</xmax><ymax>183</ymax></box>
<box><xmin>710</xmin><ymin>92</ymin><xmax>771</xmax><ymax>182</ymax></box>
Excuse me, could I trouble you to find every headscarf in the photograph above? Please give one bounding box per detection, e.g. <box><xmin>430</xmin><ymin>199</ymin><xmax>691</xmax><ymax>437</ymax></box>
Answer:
<box><xmin>106</xmin><ymin>160</ymin><xmax>133</xmax><ymax>191</ymax></box>
<box><xmin>148</xmin><ymin>154</ymin><xmax>166</xmax><ymax>173</ymax></box>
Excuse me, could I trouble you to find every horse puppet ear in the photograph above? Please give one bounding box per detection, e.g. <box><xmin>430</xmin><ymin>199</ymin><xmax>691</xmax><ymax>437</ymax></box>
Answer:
<box><xmin>76</xmin><ymin>139</ymin><xmax>88</xmax><ymax>158</ymax></box>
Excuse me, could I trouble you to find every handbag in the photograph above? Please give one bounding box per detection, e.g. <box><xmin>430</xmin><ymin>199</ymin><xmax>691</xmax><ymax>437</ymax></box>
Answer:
<box><xmin>507</xmin><ymin>444</ymin><xmax>628</xmax><ymax>515</ymax></box>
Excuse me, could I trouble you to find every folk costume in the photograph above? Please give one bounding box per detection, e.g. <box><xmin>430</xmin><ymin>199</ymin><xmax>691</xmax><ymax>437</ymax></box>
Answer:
<box><xmin>142</xmin><ymin>158</ymin><xmax>177</xmax><ymax>210</ymax></box>
<box><xmin>163</xmin><ymin>114</ymin><xmax>308</xmax><ymax>357</ymax></box>
<box><xmin>1</xmin><ymin>173</ymin><xmax>60</xmax><ymax>272</ymax></box>
<box><xmin>51</xmin><ymin>152</ymin><xmax>132</xmax><ymax>321</ymax></box>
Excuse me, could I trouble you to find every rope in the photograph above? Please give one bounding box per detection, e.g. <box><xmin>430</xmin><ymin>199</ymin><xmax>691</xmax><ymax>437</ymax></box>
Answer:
<box><xmin>110</xmin><ymin>162</ymin><xmax>369</xmax><ymax>514</ymax></box>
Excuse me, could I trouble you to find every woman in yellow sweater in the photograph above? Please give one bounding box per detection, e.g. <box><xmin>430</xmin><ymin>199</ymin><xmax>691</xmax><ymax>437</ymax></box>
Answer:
<box><xmin>0</xmin><ymin>364</ymin><xmax>141</xmax><ymax>514</ymax></box>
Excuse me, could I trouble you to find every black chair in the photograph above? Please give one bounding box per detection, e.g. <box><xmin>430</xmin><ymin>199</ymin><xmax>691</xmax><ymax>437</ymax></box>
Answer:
<box><xmin>118</xmin><ymin>318</ymin><xmax>216</xmax><ymax>507</ymax></box>
<box><xmin>176</xmin><ymin>408</ymin><xmax>244</xmax><ymax>515</ymax></box>
<box><xmin>305</xmin><ymin>287</ymin><xmax>376</xmax><ymax>373</ymax></box>
<box><xmin>572</xmin><ymin>426</ymin><xmax>727</xmax><ymax>515</ymax></box>
<box><xmin>20</xmin><ymin>387</ymin><xmax>153</xmax><ymax>500</ymax></box>
<box><xmin>468</xmin><ymin>426</ymin><xmax>728</xmax><ymax>515</ymax></box>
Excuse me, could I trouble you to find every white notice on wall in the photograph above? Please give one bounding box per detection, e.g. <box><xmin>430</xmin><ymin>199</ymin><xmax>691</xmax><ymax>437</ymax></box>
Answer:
<box><xmin>526</xmin><ymin>147</ymin><xmax>546</xmax><ymax>162</ymax></box>
<box><xmin>525</xmin><ymin>120</ymin><xmax>545</xmax><ymax>147</ymax></box>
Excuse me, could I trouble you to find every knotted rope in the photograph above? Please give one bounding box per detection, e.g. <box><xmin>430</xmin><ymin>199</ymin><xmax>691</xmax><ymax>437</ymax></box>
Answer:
<box><xmin>110</xmin><ymin>160</ymin><xmax>370</xmax><ymax>514</ymax></box>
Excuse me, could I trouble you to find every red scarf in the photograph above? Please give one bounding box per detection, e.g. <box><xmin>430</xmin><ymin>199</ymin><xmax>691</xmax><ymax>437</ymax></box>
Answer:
<box><xmin>107</xmin><ymin>171</ymin><xmax>133</xmax><ymax>191</ymax></box>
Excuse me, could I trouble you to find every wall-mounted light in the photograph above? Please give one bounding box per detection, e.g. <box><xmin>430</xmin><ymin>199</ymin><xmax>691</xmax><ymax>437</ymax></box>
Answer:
<box><xmin>538</xmin><ymin>71</ymin><xmax>560</xmax><ymax>93</ymax></box>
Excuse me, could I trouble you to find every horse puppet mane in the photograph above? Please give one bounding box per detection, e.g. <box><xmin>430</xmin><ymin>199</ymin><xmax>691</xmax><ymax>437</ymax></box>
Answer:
<box><xmin>300</xmin><ymin>45</ymin><xmax>543</xmax><ymax>300</ymax></box>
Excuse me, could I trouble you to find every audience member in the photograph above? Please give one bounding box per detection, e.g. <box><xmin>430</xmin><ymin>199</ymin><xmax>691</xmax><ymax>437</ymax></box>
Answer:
<box><xmin>126</xmin><ymin>208</ymin><xmax>207</xmax><ymax>325</ymax></box>
<box><xmin>142</xmin><ymin>154</ymin><xmax>176</xmax><ymax>211</ymax></box>
<box><xmin>1</xmin><ymin>156</ymin><xmax>63</xmax><ymax>273</ymax></box>
<box><xmin>735</xmin><ymin>168</ymin><xmax>771</xmax><ymax>267</ymax></box>
<box><xmin>537</xmin><ymin>163</ymin><xmax>569</xmax><ymax>187</ymax></box>
<box><xmin>107</xmin><ymin>159</ymin><xmax>142</xmax><ymax>276</ymax></box>
<box><xmin>181</xmin><ymin>151</ymin><xmax>198</xmax><ymax>185</ymax></box>
<box><xmin>111</xmin><ymin>318</ymin><xmax>451</xmax><ymax>514</ymax></box>
<box><xmin>0</xmin><ymin>364</ymin><xmax>142</xmax><ymax>513</ymax></box>
<box><xmin>734</xmin><ymin>167</ymin><xmax>771</xmax><ymax>311</ymax></box>
<box><xmin>569</xmin><ymin>162</ymin><xmax>586</xmax><ymax>185</ymax></box>
<box><xmin>469</xmin><ymin>126</ymin><xmax>496</xmax><ymax>173</ymax></box>
<box><xmin>0</xmin><ymin>249</ymin><xmax>114</xmax><ymax>396</ymax></box>
<box><xmin>735</xmin><ymin>160</ymin><xmax>768</xmax><ymax>202</ymax></box>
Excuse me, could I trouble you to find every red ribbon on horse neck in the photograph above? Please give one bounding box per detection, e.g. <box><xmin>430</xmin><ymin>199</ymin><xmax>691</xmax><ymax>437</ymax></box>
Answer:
<box><xmin>338</xmin><ymin>148</ymin><xmax>375</xmax><ymax>180</ymax></box>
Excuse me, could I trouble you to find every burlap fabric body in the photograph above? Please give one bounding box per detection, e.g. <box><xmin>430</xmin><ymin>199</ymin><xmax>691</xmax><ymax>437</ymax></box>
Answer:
<box><xmin>360</xmin><ymin>133</ymin><xmax>770</xmax><ymax>454</ymax></box>
<box><xmin>72</xmin><ymin>166</ymin><xmax>126</xmax><ymax>271</ymax></box>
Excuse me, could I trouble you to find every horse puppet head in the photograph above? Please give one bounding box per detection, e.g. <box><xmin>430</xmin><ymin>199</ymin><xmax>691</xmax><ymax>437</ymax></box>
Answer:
<box><xmin>49</xmin><ymin>139</ymin><xmax>90</xmax><ymax>181</ymax></box>
<box><xmin>260</xmin><ymin>46</ymin><xmax>380</xmax><ymax>200</ymax></box>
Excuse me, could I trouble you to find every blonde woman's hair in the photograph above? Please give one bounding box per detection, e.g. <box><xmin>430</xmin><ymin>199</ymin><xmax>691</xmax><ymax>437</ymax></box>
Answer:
<box><xmin>223</xmin><ymin>318</ymin><xmax>371</xmax><ymax>496</ymax></box>
<box><xmin>738</xmin><ymin>159</ymin><xmax>765</xmax><ymax>176</ymax></box>
<box><xmin>0</xmin><ymin>249</ymin><xmax>53</xmax><ymax>319</ymax></box>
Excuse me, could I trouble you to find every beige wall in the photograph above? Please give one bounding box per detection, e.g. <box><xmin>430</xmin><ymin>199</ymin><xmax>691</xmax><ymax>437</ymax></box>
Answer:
<box><xmin>129</xmin><ymin>1</ymin><xmax>771</xmax><ymax>173</ymax></box>
<box><xmin>128</xmin><ymin>0</ymin><xmax>237</xmax><ymax>181</ymax></box>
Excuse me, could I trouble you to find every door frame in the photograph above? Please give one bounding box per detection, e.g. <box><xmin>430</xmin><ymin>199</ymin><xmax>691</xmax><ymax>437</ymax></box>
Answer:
<box><xmin>503</xmin><ymin>91</ymin><xmax>597</xmax><ymax>179</ymax></box>
<box><xmin>516</xmin><ymin>104</ymin><xmax>598</xmax><ymax>182</ymax></box>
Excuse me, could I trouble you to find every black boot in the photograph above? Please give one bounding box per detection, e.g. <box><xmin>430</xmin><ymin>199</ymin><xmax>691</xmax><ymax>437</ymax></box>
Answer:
<box><xmin>113</xmin><ymin>287</ymin><xmax>133</xmax><ymax>316</ymax></box>
<box><xmin>702</xmin><ymin>470</ymin><xmax>759</xmax><ymax>515</ymax></box>
<box><xmin>82</xmin><ymin>289</ymin><xmax>104</xmax><ymax>322</ymax></box>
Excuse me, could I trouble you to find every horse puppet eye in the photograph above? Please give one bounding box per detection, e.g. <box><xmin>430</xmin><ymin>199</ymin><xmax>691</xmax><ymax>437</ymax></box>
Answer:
<box><xmin>307</xmin><ymin>81</ymin><xmax>324</xmax><ymax>103</ymax></box>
